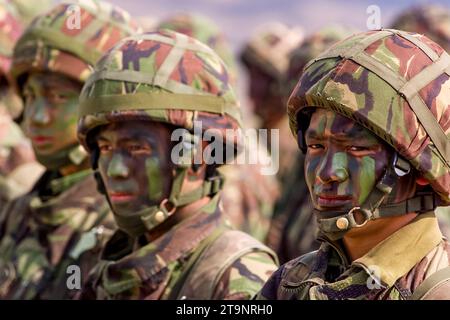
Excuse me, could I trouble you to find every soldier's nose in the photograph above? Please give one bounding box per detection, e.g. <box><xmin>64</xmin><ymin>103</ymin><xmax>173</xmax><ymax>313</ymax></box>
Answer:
<box><xmin>107</xmin><ymin>153</ymin><xmax>130</xmax><ymax>179</ymax></box>
<box><xmin>317</xmin><ymin>151</ymin><xmax>349</xmax><ymax>184</ymax></box>
<box><xmin>29</xmin><ymin>99</ymin><xmax>51</xmax><ymax>126</ymax></box>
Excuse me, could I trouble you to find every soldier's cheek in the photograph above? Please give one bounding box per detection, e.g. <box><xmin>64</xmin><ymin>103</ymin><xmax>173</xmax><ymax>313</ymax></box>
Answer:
<box><xmin>304</xmin><ymin>156</ymin><xmax>321</xmax><ymax>194</ymax></box>
<box><xmin>350</xmin><ymin>156</ymin><xmax>377</xmax><ymax>204</ymax></box>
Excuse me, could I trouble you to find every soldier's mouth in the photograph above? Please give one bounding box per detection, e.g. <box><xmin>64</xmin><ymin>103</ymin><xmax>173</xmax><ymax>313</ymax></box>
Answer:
<box><xmin>316</xmin><ymin>194</ymin><xmax>352</xmax><ymax>207</ymax></box>
<box><xmin>109</xmin><ymin>191</ymin><xmax>137</xmax><ymax>203</ymax></box>
<box><xmin>31</xmin><ymin>135</ymin><xmax>53</xmax><ymax>146</ymax></box>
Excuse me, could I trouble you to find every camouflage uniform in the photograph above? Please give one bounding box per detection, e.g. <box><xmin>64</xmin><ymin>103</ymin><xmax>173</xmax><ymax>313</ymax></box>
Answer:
<box><xmin>258</xmin><ymin>29</ymin><xmax>450</xmax><ymax>300</ymax></box>
<box><xmin>0</xmin><ymin>0</ymin><xmax>43</xmax><ymax>207</ymax></box>
<box><xmin>266</xmin><ymin>27</ymin><xmax>354</xmax><ymax>263</ymax></box>
<box><xmin>0</xmin><ymin>1</ymin><xmax>139</xmax><ymax>299</ymax></box>
<box><xmin>157</xmin><ymin>13</ymin><xmax>279</xmax><ymax>242</ymax></box>
<box><xmin>76</xmin><ymin>30</ymin><xmax>279</xmax><ymax>300</ymax></box>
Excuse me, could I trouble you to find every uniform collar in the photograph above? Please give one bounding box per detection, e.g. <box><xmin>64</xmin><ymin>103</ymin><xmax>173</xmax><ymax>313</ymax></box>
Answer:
<box><xmin>352</xmin><ymin>211</ymin><xmax>442</xmax><ymax>287</ymax></box>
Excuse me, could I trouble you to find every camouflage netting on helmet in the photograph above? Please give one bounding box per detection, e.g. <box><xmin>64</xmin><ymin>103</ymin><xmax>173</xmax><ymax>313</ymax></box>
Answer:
<box><xmin>78</xmin><ymin>30</ymin><xmax>243</xmax><ymax>155</ymax></box>
<box><xmin>157</xmin><ymin>13</ymin><xmax>238</xmax><ymax>81</ymax></box>
<box><xmin>0</xmin><ymin>0</ymin><xmax>23</xmax><ymax>79</ymax></box>
<box><xmin>286</xmin><ymin>25</ymin><xmax>355</xmax><ymax>97</ymax></box>
<box><xmin>241</xmin><ymin>22</ymin><xmax>303</xmax><ymax>80</ymax></box>
<box><xmin>10</xmin><ymin>0</ymin><xmax>140</xmax><ymax>89</ymax></box>
<box><xmin>288</xmin><ymin>29</ymin><xmax>450</xmax><ymax>204</ymax></box>
<box><xmin>391</xmin><ymin>4</ymin><xmax>450</xmax><ymax>53</ymax></box>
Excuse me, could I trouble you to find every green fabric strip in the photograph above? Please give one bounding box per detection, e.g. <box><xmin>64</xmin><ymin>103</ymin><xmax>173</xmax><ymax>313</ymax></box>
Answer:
<box><xmin>395</xmin><ymin>29</ymin><xmax>439</xmax><ymax>61</ymax></box>
<box><xmin>79</xmin><ymin>91</ymin><xmax>241</xmax><ymax>123</ymax></box>
<box><xmin>153</xmin><ymin>32</ymin><xmax>188</xmax><ymax>88</ymax></box>
<box><xmin>25</xmin><ymin>28</ymin><xmax>100</xmax><ymax>65</ymax></box>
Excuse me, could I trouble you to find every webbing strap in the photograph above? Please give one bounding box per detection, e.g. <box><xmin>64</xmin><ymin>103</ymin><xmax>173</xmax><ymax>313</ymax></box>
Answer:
<box><xmin>79</xmin><ymin>91</ymin><xmax>224</xmax><ymax>115</ymax></box>
<box><xmin>410</xmin><ymin>266</ymin><xmax>450</xmax><ymax>300</ymax></box>
<box><xmin>304</xmin><ymin>29</ymin><xmax>450</xmax><ymax>166</ymax></box>
<box><xmin>153</xmin><ymin>32</ymin><xmax>188</xmax><ymax>88</ymax></box>
<box><xmin>394</xmin><ymin>29</ymin><xmax>439</xmax><ymax>61</ymax></box>
<box><xmin>122</xmin><ymin>33</ymin><xmax>216</xmax><ymax>55</ymax></box>
<box><xmin>400</xmin><ymin>53</ymin><xmax>450</xmax><ymax>99</ymax></box>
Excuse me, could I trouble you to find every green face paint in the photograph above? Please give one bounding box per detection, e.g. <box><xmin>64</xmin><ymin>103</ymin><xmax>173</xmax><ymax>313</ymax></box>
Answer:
<box><xmin>96</xmin><ymin>121</ymin><xmax>173</xmax><ymax>218</ymax></box>
<box><xmin>21</xmin><ymin>72</ymin><xmax>82</xmax><ymax>167</ymax></box>
<box><xmin>358</xmin><ymin>156</ymin><xmax>376</xmax><ymax>204</ymax></box>
<box><xmin>146</xmin><ymin>157</ymin><xmax>164</xmax><ymax>201</ymax></box>
<box><xmin>304</xmin><ymin>109</ymin><xmax>389</xmax><ymax>211</ymax></box>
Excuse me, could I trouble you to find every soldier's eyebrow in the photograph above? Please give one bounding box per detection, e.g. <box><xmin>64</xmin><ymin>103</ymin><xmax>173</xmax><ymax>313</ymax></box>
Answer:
<box><xmin>304</xmin><ymin>130</ymin><xmax>323</xmax><ymax>139</ymax></box>
<box><xmin>96</xmin><ymin>135</ymin><xmax>110</xmax><ymax>143</ymax></box>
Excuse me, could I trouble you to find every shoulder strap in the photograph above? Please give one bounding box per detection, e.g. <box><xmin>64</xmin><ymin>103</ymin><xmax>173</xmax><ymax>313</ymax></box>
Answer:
<box><xmin>410</xmin><ymin>266</ymin><xmax>450</xmax><ymax>300</ymax></box>
<box><xmin>174</xmin><ymin>229</ymin><xmax>278</xmax><ymax>300</ymax></box>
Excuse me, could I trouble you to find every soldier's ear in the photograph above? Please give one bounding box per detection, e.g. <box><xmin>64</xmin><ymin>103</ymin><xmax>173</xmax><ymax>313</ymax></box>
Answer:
<box><xmin>416</xmin><ymin>175</ymin><xmax>429</xmax><ymax>186</ymax></box>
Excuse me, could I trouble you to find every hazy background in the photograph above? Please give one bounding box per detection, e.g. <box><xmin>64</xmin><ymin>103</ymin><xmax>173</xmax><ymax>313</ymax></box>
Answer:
<box><xmin>108</xmin><ymin>0</ymin><xmax>450</xmax><ymax>52</ymax></box>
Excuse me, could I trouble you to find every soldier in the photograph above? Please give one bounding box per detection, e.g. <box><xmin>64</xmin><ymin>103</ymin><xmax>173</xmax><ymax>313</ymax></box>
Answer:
<box><xmin>8</xmin><ymin>0</ymin><xmax>53</xmax><ymax>26</ymax></box>
<box><xmin>157</xmin><ymin>13</ymin><xmax>279</xmax><ymax>242</ymax></box>
<box><xmin>257</xmin><ymin>29</ymin><xmax>450</xmax><ymax>300</ymax></box>
<box><xmin>390</xmin><ymin>4</ymin><xmax>450</xmax><ymax>53</ymax></box>
<box><xmin>266</xmin><ymin>26</ymin><xmax>354</xmax><ymax>263</ymax></box>
<box><xmin>0</xmin><ymin>0</ymin><xmax>44</xmax><ymax>208</ymax></box>
<box><xmin>240</xmin><ymin>23</ymin><xmax>303</xmax><ymax>183</ymax></box>
<box><xmin>77</xmin><ymin>30</ymin><xmax>279</xmax><ymax>300</ymax></box>
<box><xmin>0</xmin><ymin>0</ymin><xmax>139</xmax><ymax>299</ymax></box>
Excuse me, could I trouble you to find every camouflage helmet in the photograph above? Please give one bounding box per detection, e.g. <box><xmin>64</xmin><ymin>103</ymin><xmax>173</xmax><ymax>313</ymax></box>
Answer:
<box><xmin>77</xmin><ymin>30</ymin><xmax>242</xmax><ymax>237</ymax></box>
<box><xmin>288</xmin><ymin>29</ymin><xmax>450</xmax><ymax>236</ymax></box>
<box><xmin>286</xmin><ymin>25</ymin><xmax>354</xmax><ymax>97</ymax></box>
<box><xmin>11</xmin><ymin>0</ymin><xmax>141</xmax><ymax>90</ymax></box>
<box><xmin>390</xmin><ymin>4</ymin><xmax>450</xmax><ymax>53</ymax></box>
<box><xmin>241</xmin><ymin>22</ymin><xmax>303</xmax><ymax>80</ymax></box>
<box><xmin>157</xmin><ymin>13</ymin><xmax>238</xmax><ymax>81</ymax></box>
<box><xmin>0</xmin><ymin>0</ymin><xmax>23</xmax><ymax>82</ymax></box>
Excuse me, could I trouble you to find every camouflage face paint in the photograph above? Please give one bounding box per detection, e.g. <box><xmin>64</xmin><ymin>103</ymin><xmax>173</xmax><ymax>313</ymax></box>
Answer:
<box><xmin>22</xmin><ymin>72</ymin><xmax>81</xmax><ymax>157</ymax></box>
<box><xmin>303</xmin><ymin>109</ymin><xmax>389</xmax><ymax>211</ymax></box>
<box><xmin>96</xmin><ymin>120</ymin><xmax>173</xmax><ymax>217</ymax></box>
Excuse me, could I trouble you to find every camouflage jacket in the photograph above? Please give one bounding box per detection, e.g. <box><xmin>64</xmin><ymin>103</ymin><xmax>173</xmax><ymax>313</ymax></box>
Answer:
<box><xmin>257</xmin><ymin>212</ymin><xmax>450</xmax><ymax>300</ymax></box>
<box><xmin>0</xmin><ymin>169</ymin><xmax>115</xmax><ymax>299</ymax></box>
<box><xmin>80</xmin><ymin>196</ymin><xmax>279</xmax><ymax>300</ymax></box>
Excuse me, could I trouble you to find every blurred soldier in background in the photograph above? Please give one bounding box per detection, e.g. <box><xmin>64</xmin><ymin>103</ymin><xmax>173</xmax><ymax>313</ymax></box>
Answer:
<box><xmin>0</xmin><ymin>0</ymin><xmax>44</xmax><ymax>209</ymax></box>
<box><xmin>8</xmin><ymin>0</ymin><xmax>53</xmax><ymax>26</ymax></box>
<box><xmin>0</xmin><ymin>0</ymin><xmax>139</xmax><ymax>299</ymax></box>
<box><xmin>391</xmin><ymin>3</ymin><xmax>450</xmax><ymax>239</ymax></box>
<box><xmin>391</xmin><ymin>4</ymin><xmax>450</xmax><ymax>52</ymax></box>
<box><xmin>240</xmin><ymin>22</ymin><xmax>303</xmax><ymax>184</ymax></box>
<box><xmin>77</xmin><ymin>30</ymin><xmax>278</xmax><ymax>299</ymax></box>
<box><xmin>267</xmin><ymin>26</ymin><xmax>355</xmax><ymax>263</ymax></box>
<box><xmin>258</xmin><ymin>29</ymin><xmax>450</xmax><ymax>300</ymax></box>
<box><xmin>158</xmin><ymin>13</ymin><xmax>279</xmax><ymax>241</ymax></box>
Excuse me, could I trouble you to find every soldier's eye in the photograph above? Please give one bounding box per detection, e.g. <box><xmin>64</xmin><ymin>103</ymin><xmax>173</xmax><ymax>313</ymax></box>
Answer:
<box><xmin>348</xmin><ymin>146</ymin><xmax>369</xmax><ymax>152</ymax></box>
<box><xmin>99</xmin><ymin>144</ymin><xmax>112</xmax><ymax>153</ymax></box>
<box><xmin>48</xmin><ymin>91</ymin><xmax>72</xmax><ymax>104</ymax></box>
<box><xmin>307</xmin><ymin>144</ymin><xmax>324</xmax><ymax>150</ymax></box>
<box><xmin>126</xmin><ymin>144</ymin><xmax>151</xmax><ymax>155</ymax></box>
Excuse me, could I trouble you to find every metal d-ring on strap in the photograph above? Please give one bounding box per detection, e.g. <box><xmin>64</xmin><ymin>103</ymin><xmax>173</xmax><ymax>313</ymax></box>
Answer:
<box><xmin>317</xmin><ymin>153</ymin><xmax>412</xmax><ymax>233</ymax></box>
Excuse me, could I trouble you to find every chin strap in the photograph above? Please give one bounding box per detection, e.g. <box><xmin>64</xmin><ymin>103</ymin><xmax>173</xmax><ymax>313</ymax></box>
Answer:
<box><xmin>315</xmin><ymin>153</ymin><xmax>439</xmax><ymax>240</ymax></box>
<box><xmin>94</xmin><ymin>160</ymin><xmax>225</xmax><ymax>238</ymax></box>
